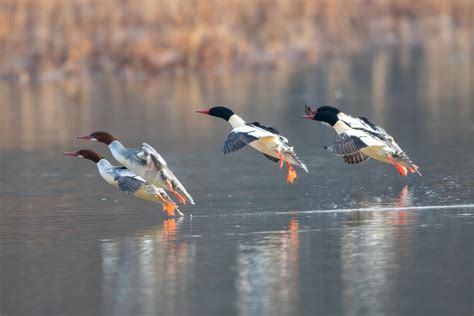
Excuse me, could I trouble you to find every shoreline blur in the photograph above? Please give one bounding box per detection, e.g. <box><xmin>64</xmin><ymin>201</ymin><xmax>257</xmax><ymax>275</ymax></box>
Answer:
<box><xmin>0</xmin><ymin>0</ymin><xmax>472</xmax><ymax>82</ymax></box>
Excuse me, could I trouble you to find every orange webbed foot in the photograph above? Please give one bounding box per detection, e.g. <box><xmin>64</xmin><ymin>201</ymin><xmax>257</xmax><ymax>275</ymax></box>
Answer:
<box><xmin>387</xmin><ymin>156</ymin><xmax>408</xmax><ymax>177</ymax></box>
<box><xmin>286</xmin><ymin>162</ymin><xmax>297</xmax><ymax>184</ymax></box>
<box><xmin>396</xmin><ymin>165</ymin><xmax>408</xmax><ymax>177</ymax></box>
<box><xmin>163</xmin><ymin>202</ymin><xmax>176</xmax><ymax>217</ymax></box>
<box><xmin>155</xmin><ymin>194</ymin><xmax>177</xmax><ymax>217</ymax></box>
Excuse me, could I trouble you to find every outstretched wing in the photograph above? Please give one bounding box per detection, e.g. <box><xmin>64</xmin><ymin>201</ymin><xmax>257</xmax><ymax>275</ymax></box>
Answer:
<box><xmin>222</xmin><ymin>125</ymin><xmax>273</xmax><ymax>154</ymax></box>
<box><xmin>325</xmin><ymin>133</ymin><xmax>368</xmax><ymax>156</ymax></box>
<box><xmin>248</xmin><ymin>122</ymin><xmax>280</xmax><ymax>135</ymax></box>
<box><xmin>140</xmin><ymin>143</ymin><xmax>167</xmax><ymax>169</ymax></box>
<box><xmin>342</xmin><ymin>152</ymin><xmax>370</xmax><ymax>164</ymax></box>
<box><xmin>116</xmin><ymin>175</ymin><xmax>144</xmax><ymax>194</ymax></box>
<box><xmin>222</xmin><ymin>129</ymin><xmax>259</xmax><ymax>154</ymax></box>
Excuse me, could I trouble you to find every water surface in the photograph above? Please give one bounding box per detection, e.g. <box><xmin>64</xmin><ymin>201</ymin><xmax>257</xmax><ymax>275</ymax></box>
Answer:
<box><xmin>1</xmin><ymin>47</ymin><xmax>473</xmax><ymax>315</ymax></box>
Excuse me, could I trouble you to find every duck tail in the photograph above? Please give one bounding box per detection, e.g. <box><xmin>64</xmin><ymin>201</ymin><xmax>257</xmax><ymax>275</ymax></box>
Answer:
<box><xmin>284</xmin><ymin>147</ymin><xmax>308</xmax><ymax>173</ymax></box>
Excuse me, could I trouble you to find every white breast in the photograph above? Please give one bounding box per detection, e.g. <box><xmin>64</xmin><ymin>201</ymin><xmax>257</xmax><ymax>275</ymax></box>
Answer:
<box><xmin>96</xmin><ymin>159</ymin><xmax>117</xmax><ymax>186</ymax></box>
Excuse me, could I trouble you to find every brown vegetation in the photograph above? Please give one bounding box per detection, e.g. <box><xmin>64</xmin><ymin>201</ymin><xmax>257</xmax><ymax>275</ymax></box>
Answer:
<box><xmin>0</xmin><ymin>0</ymin><xmax>472</xmax><ymax>80</ymax></box>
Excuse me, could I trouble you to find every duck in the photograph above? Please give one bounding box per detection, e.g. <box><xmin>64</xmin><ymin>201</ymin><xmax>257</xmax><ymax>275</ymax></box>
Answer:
<box><xmin>62</xmin><ymin>149</ymin><xmax>182</xmax><ymax>217</ymax></box>
<box><xmin>196</xmin><ymin>106</ymin><xmax>308</xmax><ymax>183</ymax></box>
<box><xmin>76</xmin><ymin>132</ymin><xmax>195</xmax><ymax>205</ymax></box>
<box><xmin>305</xmin><ymin>105</ymin><xmax>391</xmax><ymax>135</ymax></box>
<box><xmin>302</xmin><ymin>105</ymin><xmax>420</xmax><ymax>176</ymax></box>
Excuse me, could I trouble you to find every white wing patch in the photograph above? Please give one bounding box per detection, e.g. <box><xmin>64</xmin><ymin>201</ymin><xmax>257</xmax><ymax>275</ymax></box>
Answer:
<box><xmin>222</xmin><ymin>125</ymin><xmax>274</xmax><ymax>154</ymax></box>
<box><xmin>139</xmin><ymin>143</ymin><xmax>168</xmax><ymax>169</ymax></box>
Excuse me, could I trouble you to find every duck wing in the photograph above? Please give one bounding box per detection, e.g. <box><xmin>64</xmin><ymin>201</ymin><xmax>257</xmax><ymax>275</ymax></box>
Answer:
<box><xmin>325</xmin><ymin>133</ymin><xmax>369</xmax><ymax>156</ymax></box>
<box><xmin>248</xmin><ymin>122</ymin><xmax>280</xmax><ymax>135</ymax></box>
<box><xmin>115</xmin><ymin>175</ymin><xmax>144</xmax><ymax>194</ymax></box>
<box><xmin>140</xmin><ymin>143</ymin><xmax>168</xmax><ymax>169</ymax></box>
<box><xmin>342</xmin><ymin>152</ymin><xmax>371</xmax><ymax>164</ymax></box>
<box><xmin>222</xmin><ymin>125</ymin><xmax>274</xmax><ymax>154</ymax></box>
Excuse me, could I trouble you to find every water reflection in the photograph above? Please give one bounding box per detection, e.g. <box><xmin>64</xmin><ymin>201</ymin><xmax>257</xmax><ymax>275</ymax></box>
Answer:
<box><xmin>1</xmin><ymin>40</ymin><xmax>474</xmax><ymax>316</ymax></box>
<box><xmin>340</xmin><ymin>186</ymin><xmax>416</xmax><ymax>315</ymax></box>
<box><xmin>1</xmin><ymin>41</ymin><xmax>472</xmax><ymax>152</ymax></box>
<box><xmin>100</xmin><ymin>218</ymin><xmax>194</xmax><ymax>315</ymax></box>
<box><xmin>236</xmin><ymin>216</ymin><xmax>300</xmax><ymax>315</ymax></box>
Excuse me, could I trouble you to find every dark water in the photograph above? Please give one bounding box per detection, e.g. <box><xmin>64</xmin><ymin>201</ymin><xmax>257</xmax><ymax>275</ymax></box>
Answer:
<box><xmin>1</xmin><ymin>47</ymin><xmax>474</xmax><ymax>316</ymax></box>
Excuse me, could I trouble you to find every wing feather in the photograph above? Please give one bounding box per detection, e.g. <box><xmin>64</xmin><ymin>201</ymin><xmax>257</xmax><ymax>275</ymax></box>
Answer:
<box><xmin>342</xmin><ymin>152</ymin><xmax>370</xmax><ymax>164</ymax></box>
<box><xmin>325</xmin><ymin>134</ymin><xmax>368</xmax><ymax>155</ymax></box>
<box><xmin>141</xmin><ymin>143</ymin><xmax>167</xmax><ymax>169</ymax></box>
<box><xmin>116</xmin><ymin>176</ymin><xmax>144</xmax><ymax>194</ymax></box>
<box><xmin>222</xmin><ymin>129</ymin><xmax>260</xmax><ymax>154</ymax></box>
<box><xmin>248</xmin><ymin>122</ymin><xmax>280</xmax><ymax>135</ymax></box>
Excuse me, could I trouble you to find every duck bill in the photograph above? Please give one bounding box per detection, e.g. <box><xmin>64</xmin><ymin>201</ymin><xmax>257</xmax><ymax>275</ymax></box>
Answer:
<box><xmin>300</xmin><ymin>114</ymin><xmax>315</xmax><ymax>119</ymax></box>
<box><xmin>76</xmin><ymin>135</ymin><xmax>92</xmax><ymax>140</ymax></box>
<box><xmin>195</xmin><ymin>109</ymin><xmax>210</xmax><ymax>115</ymax></box>
<box><xmin>62</xmin><ymin>151</ymin><xmax>79</xmax><ymax>157</ymax></box>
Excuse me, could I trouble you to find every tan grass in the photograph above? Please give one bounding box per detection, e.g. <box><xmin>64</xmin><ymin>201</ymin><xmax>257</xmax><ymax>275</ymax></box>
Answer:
<box><xmin>0</xmin><ymin>0</ymin><xmax>472</xmax><ymax>80</ymax></box>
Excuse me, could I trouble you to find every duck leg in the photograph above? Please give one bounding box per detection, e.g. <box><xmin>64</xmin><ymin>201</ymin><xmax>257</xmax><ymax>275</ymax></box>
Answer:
<box><xmin>167</xmin><ymin>180</ymin><xmax>186</xmax><ymax>205</ymax></box>
<box><xmin>276</xmin><ymin>148</ymin><xmax>285</xmax><ymax>170</ymax></box>
<box><xmin>387</xmin><ymin>156</ymin><xmax>408</xmax><ymax>177</ymax></box>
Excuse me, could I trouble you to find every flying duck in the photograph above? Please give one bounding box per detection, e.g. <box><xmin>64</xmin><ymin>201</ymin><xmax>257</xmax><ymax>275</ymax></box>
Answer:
<box><xmin>196</xmin><ymin>106</ymin><xmax>308</xmax><ymax>183</ymax></box>
<box><xmin>62</xmin><ymin>149</ymin><xmax>182</xmax><ymax>217</ymax></box>
<box><xmin>302</xmin><ymin>105</ymin><xmax>420</xmax><ymax>176</ymax></box>
<box><xmin>76</xmin><ymin>132</ymin><xmax>195</xmax><ymax>205</ymax></box>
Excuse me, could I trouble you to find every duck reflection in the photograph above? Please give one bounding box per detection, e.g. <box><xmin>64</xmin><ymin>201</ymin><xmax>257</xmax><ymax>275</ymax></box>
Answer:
<box><xmin>236</xmin><ymin>216</ymin><xmax>300</xmax><ymax>315</ymax></box>
<box><xmin>100</xmin><ymin>217</ymin><xmax>194</xmax><ymax>315</ymax></box>
<box><xmin>340</xmin><ymin>185</ymin><xmax>415</xmax><ymax>314</ymax></box>
<box><xmin>345</xmin><ymin>184</ymin><xmax>414</xmax><ymax>226</ymax></box>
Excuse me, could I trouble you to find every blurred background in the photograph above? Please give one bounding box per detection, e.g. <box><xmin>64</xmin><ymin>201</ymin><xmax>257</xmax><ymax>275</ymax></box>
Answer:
<box><xmin>1</xmin><ymin>1</ymin><xmax>473</xmax><ymax>316</ymax></box>
<box><xmin>0</xmin><ymin>0</ymin><xmax>472</xmax><ymax>80</ymax></box>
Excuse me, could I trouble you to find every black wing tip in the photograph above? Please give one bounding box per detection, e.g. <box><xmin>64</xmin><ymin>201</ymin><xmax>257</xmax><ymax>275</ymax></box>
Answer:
<box><xmin>117</xmin><ymin>176</ymin><xmax>142</xmax><ymax>194</ymax></box>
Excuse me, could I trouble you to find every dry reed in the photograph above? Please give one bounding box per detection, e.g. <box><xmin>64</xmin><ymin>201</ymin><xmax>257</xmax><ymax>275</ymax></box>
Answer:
<box><xmin>0</xmin><ymin>0</ymin><xmax>472</xmax><ymax>80</ymax></box>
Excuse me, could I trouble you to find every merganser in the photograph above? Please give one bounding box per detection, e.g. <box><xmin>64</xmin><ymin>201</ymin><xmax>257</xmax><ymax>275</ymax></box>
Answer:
<box><xmin>76</xmin><ymin>132</ymin><xmax>195</xmax><ymax>205</ymax></box>
<box><xmin>196</xmin><ymin>106</ymin><xmax>308</xmax><ymax>183</ymax></box>
<box><xmin>62</xmin><ymin>149</ymin><xmax>182</xmax><ymax>217</ymax></box>
<box><xmin>302</xmin><ymin>105</ymin><xmax>420</xmax><ymax>176</ymax></box>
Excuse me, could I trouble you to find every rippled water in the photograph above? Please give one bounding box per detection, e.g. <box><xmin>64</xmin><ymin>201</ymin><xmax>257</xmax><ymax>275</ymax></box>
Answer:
<box><xmin>1</xmin><ymin>47</ymin><xmax>474</xmax><ymax>315</ymax></box>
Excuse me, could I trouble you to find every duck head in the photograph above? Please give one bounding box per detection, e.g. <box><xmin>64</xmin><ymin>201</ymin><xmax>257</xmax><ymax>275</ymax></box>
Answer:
<box><xmin>196</xmin><ymin>106</ymin><xmax>235</xmax><ymax>121</ymax></box>
<box><xmin>301</xmin><ymin>110</ymin><xmax>339</xmax><ymax>127</ymax></box>
<box><xmin>77</xmin><ymin>131</ymin><xmax>117</xmax><ymax>145</ymax></box>
<box><xmin>62</xmin><ymin>149</ymin><xmax>103</xmax><ymax>163</ymax></box>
